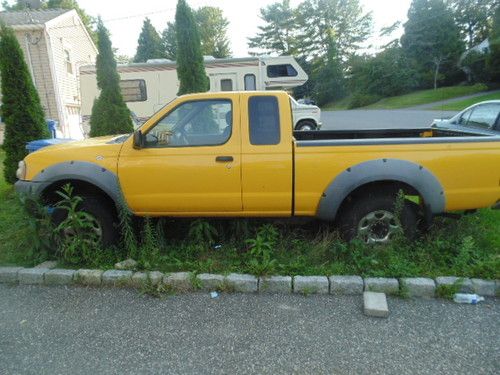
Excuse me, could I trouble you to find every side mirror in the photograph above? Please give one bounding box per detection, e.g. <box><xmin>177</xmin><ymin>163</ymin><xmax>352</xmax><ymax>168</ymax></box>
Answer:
<box><xmin>133</xmin><ymin>130</ymin><xmax>143</xmax><ymax>149</ymax></box>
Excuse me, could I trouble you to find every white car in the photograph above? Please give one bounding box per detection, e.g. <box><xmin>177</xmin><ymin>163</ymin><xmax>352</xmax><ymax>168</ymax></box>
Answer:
<box><xmin>290</xmin><ymin>96</ymin><xmax>322</xmax><ymax>131</ymax></box>
<box><xmin>431</xmin><ymin>100</ymin><xmax>500</xmax><ymax>136</ymax></box>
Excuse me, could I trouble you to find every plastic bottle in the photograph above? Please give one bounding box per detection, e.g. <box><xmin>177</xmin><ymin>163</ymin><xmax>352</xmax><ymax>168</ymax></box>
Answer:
<box><xmin>453</xmin><ymin>293</ymin><xmax>485</xmax><ymax>304</ymax></box>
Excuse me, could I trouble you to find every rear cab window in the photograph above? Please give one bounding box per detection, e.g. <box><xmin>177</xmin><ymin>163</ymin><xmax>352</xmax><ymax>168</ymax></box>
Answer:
<box><xmin>249</xmin><ymin>96</ymin><xmax>280</xmax><ymax>145</ymax></box>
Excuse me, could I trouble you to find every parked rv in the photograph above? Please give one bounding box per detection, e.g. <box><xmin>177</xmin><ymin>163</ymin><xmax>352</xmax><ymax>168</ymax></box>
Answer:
<box><xmin>79</xmin><ymin>56</ymin><xmax>320</xmax><ymax>134</ymax></box>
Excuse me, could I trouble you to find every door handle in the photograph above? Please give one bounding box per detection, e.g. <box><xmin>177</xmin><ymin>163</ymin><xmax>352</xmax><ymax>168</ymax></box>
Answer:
<box><xmin>216</xmin><ymin>156</ymin><xmax>233</xmax><ymax>162</ymax></box>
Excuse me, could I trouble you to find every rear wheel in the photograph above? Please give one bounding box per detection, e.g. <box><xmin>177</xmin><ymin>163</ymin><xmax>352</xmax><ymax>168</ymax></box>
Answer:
<box><xmin>52</xmin><ymin>195</ymin><xmax>119</xmax><ymax>247</ymax></box>
<box><xmin>337</xmin><ymin>192</ymin><xmax>419</xmax><ymax>244</ymax></box>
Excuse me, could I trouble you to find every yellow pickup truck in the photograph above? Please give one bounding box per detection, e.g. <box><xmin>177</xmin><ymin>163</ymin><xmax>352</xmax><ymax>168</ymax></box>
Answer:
<box><xmin>15</xmin><ymin>91</ymin><xmax>500</xmax><ymax>245</ymax></box>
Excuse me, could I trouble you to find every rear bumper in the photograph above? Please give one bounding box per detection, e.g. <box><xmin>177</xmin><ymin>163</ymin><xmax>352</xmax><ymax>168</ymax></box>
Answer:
<box><xmin>14</xmin><ymin>179</ymin><xmax>46</xmax><ymax>199</ymax></box>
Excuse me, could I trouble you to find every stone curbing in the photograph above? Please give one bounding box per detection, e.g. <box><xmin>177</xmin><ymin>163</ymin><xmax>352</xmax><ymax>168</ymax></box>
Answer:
<box><xmin>0</xmin><ymin>266</ymin><xmax>497</xmax><ymax>298</ymax></box>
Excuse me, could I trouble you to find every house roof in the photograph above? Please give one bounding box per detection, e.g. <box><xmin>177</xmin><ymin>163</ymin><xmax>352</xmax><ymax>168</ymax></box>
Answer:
<box><xmin>0</xmin><ymin>8</ymin><xmax>70</xmax><ymax>27</ymax></box>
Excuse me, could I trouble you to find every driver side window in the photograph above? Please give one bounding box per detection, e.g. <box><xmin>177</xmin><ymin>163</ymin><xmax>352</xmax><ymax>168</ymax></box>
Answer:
<box><xmin>144</xmin><ymin>99</ymin><xmax>232</xmax><ymax>148</ymax></box>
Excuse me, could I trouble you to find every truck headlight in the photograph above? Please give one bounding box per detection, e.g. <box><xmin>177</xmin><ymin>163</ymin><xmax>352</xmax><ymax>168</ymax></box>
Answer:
<box><xmin>16</xmin><ymin>160</ymin><xmax>26</xmax><ymax>180</ymax></box>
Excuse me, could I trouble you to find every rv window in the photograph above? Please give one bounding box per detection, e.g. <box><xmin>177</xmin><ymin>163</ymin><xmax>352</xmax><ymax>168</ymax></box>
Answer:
<box><xmin>249</xmin><ymin>96</ymin><xmax>280</xmax><ymax>145</ymax></box>
<box><xmin>244</xmin><ymin>74</ymin><xmax>256</xmax><ymax>90</ymax></box>
<box><xmin>220</xmin><ymin>79</ymin><xmax>233</xmax><ymax>91</ymax></box>
<box><xmin>267</xmin><ymin>64</ymin><xmax>298</xmax><ymax>78</ymax></box>
<box><xmin>120</xmin><ymin>79</ymin><xmax>147</xmax><ymax>102</ymax></box>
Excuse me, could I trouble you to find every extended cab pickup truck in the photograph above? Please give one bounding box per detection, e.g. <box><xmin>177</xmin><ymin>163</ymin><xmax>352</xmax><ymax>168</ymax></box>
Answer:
<box><xmin>15</xmin><ymin>91</ymin><xmax>500</xmax><ymax>245</ymax></box>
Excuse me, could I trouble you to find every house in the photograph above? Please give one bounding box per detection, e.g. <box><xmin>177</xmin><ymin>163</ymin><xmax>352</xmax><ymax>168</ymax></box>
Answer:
<box><xmin>0</xmin><ymin>8</ymin><xmax>97</xmax><ymax>142</ymax></box>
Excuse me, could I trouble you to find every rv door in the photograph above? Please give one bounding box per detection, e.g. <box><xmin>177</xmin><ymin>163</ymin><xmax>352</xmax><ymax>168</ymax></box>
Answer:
<box><xmin>212</xmin><ymin>73</ymin><xmax>237</xmax><ymax>92</ymax></box>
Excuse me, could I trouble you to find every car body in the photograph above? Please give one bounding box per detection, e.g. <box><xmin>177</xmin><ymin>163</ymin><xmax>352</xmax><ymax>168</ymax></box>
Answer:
<box><xmin>431</xmin><ymin>100</ymin><xmax>500</xmax><ymax>135</ymax></box>
<box><xmin>290</xmin><ymin>96</ymin><xmax>322</xmax><ymax>130</ymax></box>
<box><xmin>15</xmin><ymin>91</ymin><xmax>500</xmax><ymax>244</ymax></box>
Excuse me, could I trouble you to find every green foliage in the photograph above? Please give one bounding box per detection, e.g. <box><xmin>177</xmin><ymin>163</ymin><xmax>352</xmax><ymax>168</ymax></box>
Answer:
<box><xmin>0</xmin><ymin>25</ymin><xmax>48</xmax><ymax>184</ymax></box>
<box><xmin>89</xmin><ymin>19</ymin><xmax>133</xmax><ymax>137</ymax></box>
<box><xmin>161</xmin><ymin>22</ymin><xmax>177</xmax><ymax>61</ymax></box>
<box><xmin>175</xmin><ymin>0</ymin><xmax>209</xmax><ymax>95</ymax></box>
<box><xmin>117</xmin><ymin>200</ymin><xmax>137</xmax><ymax>258</ymax></box>
<box><xmin>401</xmin><ymin>0</ymin><xmax>465</xmax><ymax>89</ymax></box>
<box><xmin>246</xmin><ymin>224</ymin><xmax>279</xmax><ymax>276</ymax></box>
<box><xmin>436</xmin><ymin>279</ymin><xmax>464</xmax><ymax>299</ymax></box>
<box><xmin>446</xmin><ymin>0</ymin><xmax>497</xmax><ymax>49</ymax></box>
<box><xmin>487</xmin><ymin>5</ymin><xmax>500</xmax><ymax>82</ymax></box>
<box><xmin>461</xmin><ymin>50</ymin><xmax>490</xmax><ymax>83</ymax></box>
<box><xmin>53</xmin><ymin>184</ymin><xmax>100</xmax><ymax>264</ymax></box>
<box><xmin>348</xmin><ymin>93</ymin><xmax>382</xmax><ymax>109</ymax></box>
<box><xmin>133</xmin><ymin>18</ymin><xmax>164</xmax><ymax>63</ymax></box>
<box><xmin>311</xmin><ymin>43</ymin><xmax>346</xmax><ymax>106</ymax></box>
<box><xmin>188</xmin><ymin>219</ymin><xmax>218</xmax><ymax>247</ymax></box>
<box><xmin>161</xmin><ymin>6</ymin><xmax>230</xmax><ymax>60</ymax></box>
<box><xmin>248</xmin><ymin>0</ymin><xmax>299</xmax><ymax>55</ymax></box>
<box><xmin>432</xmin><ymin>90</ymin><xmax>500</xmax><ymax>110</ymax></box>
<box><xmin>195</xmin><ymin>6</ymin><xmax>231</xmax><ymax>58</ymax></box>
<box><xmin>349</xmin><ymin>47</ymin><xmax>418</xmax><ymax>101</ymax></box>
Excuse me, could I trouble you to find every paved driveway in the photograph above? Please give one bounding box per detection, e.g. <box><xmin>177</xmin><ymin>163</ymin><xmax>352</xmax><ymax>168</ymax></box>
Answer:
<box><xmin>0</xmin><ymin>285</ymin><xmax>498</xmax><ymax>374</ymax></box>
<box><xmin>321</xmin><ymin>109</ymin><xmax>456</xmax><ymax>130</ymax></box>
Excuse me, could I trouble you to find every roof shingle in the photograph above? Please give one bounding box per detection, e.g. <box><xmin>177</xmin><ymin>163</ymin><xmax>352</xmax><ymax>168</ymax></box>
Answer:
<box><xmin>0</xmin><ymin>8</ymin><xmax>69</xmax><ymax>26</ymax></box>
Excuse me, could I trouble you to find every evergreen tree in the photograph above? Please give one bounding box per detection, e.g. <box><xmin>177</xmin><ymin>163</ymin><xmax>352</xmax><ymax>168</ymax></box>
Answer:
<box><xmin>175</xmin><ymin>0</ymin><xmax>208</xmax><ymax>95</ymax></box>
<box><xmin>401</xmin><ymin>0</ymin><xmax>464</xmax><ymax>89</ymax></box>
<box><xmin>89</xmin><ymin>19</ymin><xmax>133</xmax><ymax>137</ymax></box>
<box><xmin>487</xmin><ymin>4</ymin><xmax>500</xmax><ymax>81</ymax></box>
<box><xmin>161</xmin><ymin>22</ymin><xmax>177</xmax><ymax>60</ymax></box>
<box><xmin>133</xmin><ymin>18</ymin><xmax>164</xmax><ymax>63</ymax></box>
<box><xmin>0</xmin><ymin>24</ymin><xmax>48</xmax><ymax>184</ymax></box>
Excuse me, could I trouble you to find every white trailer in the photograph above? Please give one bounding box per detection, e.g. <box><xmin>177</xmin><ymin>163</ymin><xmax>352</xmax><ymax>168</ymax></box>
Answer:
<box><xmin>79</xmin><ymin>56</ymin><xmax>321</xmax><ymax>134</ymax></box>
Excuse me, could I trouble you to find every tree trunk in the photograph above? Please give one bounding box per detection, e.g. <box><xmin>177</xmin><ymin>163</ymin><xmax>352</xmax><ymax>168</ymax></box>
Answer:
<box><xmin>433</xmin><ymin>60</ymin><xmax>440</xmax><ymax>90</ymax></box>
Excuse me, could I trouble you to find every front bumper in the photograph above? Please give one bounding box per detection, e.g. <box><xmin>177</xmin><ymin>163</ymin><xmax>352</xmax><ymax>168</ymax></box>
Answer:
<box><xmin>14</xmin><ymin>179</ymin><xmax>45</xmax><ymax>199</ymax></box>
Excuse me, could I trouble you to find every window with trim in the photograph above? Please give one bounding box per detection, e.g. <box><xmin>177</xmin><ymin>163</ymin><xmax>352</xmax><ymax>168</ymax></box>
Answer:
<box><xmin>461</xmin><ymin>104</ymin><xmax>500</xmax><ymax>129</ymax></box>
<box><xmin>220</xmin><ymin>79</ymin><xmax>233</xmax><ymax>91</ymax></box>
<box><xmin>64</xmin><ymin>49</ymin><xmax>73</xmax><ymax>74</ymax></box>
<box><xmin>120</xmin><ymin>80</ymin><xmax>147</xmax><ymax>102</ymax></box>
<box><xmin>144</xmin><ymin>99</ymin><xmax>232</xmax><ymax>148</ymax></box>
<box><xmin>244</xmin><ymin>74</ymin><xmax>256</xmax><ymax>90</ymax></box>
<box><xmin>249</xmin><ymin>96</ymin><xmax>280</xmax><ymax>145</ymax></box>
<box><xmin>266</xmin><ymin>64</ymin><xmax>298</xmax><ymax>78</ymax></box>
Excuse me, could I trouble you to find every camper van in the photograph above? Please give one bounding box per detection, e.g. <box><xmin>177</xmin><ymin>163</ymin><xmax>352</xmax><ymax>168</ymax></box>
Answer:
<box><xmin>79</xmin><ymin>56</ymin><xmax>321</xmax><ymax>135</ymax></box>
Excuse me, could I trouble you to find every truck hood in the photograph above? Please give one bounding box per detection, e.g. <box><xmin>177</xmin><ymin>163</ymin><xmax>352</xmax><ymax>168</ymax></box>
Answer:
<box><xmin>24</xmin><ymin>135</ymin><xmax>129</xmax><ymax>180</ymax></box>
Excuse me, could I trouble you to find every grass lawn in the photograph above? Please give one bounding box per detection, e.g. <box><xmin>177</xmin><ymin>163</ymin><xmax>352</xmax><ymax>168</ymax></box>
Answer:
<box><xmin>323</xmin><ymin>84</ymin><xmax>488</xmax><ymax>110</ymax></box>
<box><xmin>431</xmin><ymin>91</ymin><xmax>500</xmax><ymax>111</ymax></box>
<box><xmin>0</xmin><ymin>148</ymin><xmax>499</xmax><ymax>279</ymax></box>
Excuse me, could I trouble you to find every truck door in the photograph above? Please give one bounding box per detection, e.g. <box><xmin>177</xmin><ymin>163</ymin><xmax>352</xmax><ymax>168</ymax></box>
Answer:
<box><xmin>118</xmin><ymin>94</ymin><xmax>242</xmax><ymax>214</ymax></box>
<box><xmin>240</xmin><ymin>93</ymin><xmax>293</xmax><ymax>215</ymax></box>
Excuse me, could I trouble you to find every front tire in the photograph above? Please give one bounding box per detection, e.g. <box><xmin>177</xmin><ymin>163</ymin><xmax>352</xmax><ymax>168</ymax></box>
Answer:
<box><xmin>52</xmin><ymin>195</ymin><xmax>119</xmax><ymax>247</ymax></box>
<box><xmin>295</xmin><ymin>120</ymin><xmax>316</xmax><ymax>131</ymax></box>
<box><xmin>337</xmin><ymin>192</ymin><xmax>419</xmax><ymax>244</ymax></box>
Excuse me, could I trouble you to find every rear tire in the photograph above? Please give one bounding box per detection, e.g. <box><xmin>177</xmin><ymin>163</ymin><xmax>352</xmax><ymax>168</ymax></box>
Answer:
<box><xmin>52</xmin><ymin>195</ymin><xmax>119</xmax><ymax>247</ymax></box>
<box><xmin>337</xmin><ymin>192</ymin><xmax>419</xmax><ymax>244</ymax></box>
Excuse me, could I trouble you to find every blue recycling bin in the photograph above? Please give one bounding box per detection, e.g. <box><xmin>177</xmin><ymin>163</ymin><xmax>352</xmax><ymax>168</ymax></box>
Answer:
<box><xmin>25</xmin><ymin>138</ymin><xmax>74</xmax><ymax>153</ymax></box>
<box><xmin>46</xmin><ymin>119</ymin><xmax>57</xmax><ymax>138</ymax></box>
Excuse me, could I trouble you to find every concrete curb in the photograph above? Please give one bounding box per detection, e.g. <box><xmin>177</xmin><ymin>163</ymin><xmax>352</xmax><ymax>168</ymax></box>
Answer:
<box><xmin>0</xmin><ymin>266</ymin><xmax>497</xmax><ymax>298</ymax></box>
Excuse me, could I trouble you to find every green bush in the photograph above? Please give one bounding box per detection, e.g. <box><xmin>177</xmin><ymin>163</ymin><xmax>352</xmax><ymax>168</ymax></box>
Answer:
<box><xmin>348</xmin><ymin>93</ymin><xmax>382</xmax><ymax>109</ymax></box>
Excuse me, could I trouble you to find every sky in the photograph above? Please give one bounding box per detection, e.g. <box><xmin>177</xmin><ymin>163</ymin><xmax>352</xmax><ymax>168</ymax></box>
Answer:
<box><xmin>6</xmin><ymin>0</ymin><xmax>414</xmax><ymax>57</ymax></box>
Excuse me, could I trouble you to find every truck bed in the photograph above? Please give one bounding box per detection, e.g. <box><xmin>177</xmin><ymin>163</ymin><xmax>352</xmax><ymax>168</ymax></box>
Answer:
<box><xmin>293</xmin><ymin>127</ymin><xmax>499</xmax><ymax>146</ymax></box>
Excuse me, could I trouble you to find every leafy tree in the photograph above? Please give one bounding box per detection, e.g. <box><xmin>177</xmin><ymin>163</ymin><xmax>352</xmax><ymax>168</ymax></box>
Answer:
<box><xmin>1</xmin><ymin>0</ymin><xmax>97</xmax><ymax>42</ymax></box>
<box><xmin>89</xmin><ymin>19</ymin><xmax>133</xmax><ymax>137</ymax></box>
<box><xmin>161</xmin><ymin>22</ymin><xmax>177</xmax><ymax>60</ymax></box>
<box><xmin>195</xmin><ymin>6</ymin><xmax>231</xmax><ymax>58</ymax></box>
<box><xmin>162</xmin><ymin>6</ymin><xmax>230</xmax><ymax>60</ymax></box>
<box><xmin>461</xmin><ymin>50</ymin><xmax>489</xmax><ymax>82</ymax></box>
<box><xmin>349</xmin><ymin>47</ymin><xmax>418</xmax><ymax>99</ymax></box>
<box><xmin>0</xmin><ymin>24</ymin><xmax>48</xmax><ymax>184</ymax></box>
<box><xmin>175</xmin><ymin>0</ymin><xmax>208</xmax><ymax>95</ymax></box>
<box><xmin>296</xmin><ymin>0</ymin><xmax>373</xmax><ymax>60</ymax></box>
<box><xmin>248</xmin><ymin>0</ymin><xmax>299</xmax><ymax>55</ymax></box>
<box><xmin>401</xmin><ymin>0</ymin><xmax>464</xmax><ymax>89</ymax></box>
<box><xmin>133</xmin><ymin>17</ymin><xmax>163</xmax><ymax>63</ymax></box>
<box><xmin>446</xmin><ymin>0</ymin><xmax>497</xmax><ymax>49</ymax></box>
<box><xmin>311</xmin><ymin>42</ymin><xmax>346</xmax><ymax>106</ymax></box>
<box><xmin>487</xmin><ymin>4</ymin><xmax>500</xmax><ymax>81</ymax></box>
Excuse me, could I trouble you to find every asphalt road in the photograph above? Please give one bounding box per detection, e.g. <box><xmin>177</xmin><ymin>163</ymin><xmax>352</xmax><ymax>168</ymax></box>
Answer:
<box><xmin>1</xmin><ymin>285</ymin><xmax>498</xmax><ymax>374</ymax></box>
<box><xmin>321</xmin><ymin>109</ymin><xmax>457</xmax><ymax>130</ymax></box>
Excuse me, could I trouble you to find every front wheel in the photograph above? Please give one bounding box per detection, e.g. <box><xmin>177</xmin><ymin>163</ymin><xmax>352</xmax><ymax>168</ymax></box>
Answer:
<box><xmin>52</xmin><ymin>195</ymin><xmax>119</xmax><ymax>247</ymax></box>
<box><xmin>295</xmin><ymin>120</ymin><xmax>316</xmax><ymax>131</ymax></box>
<box><xmin>337</xmin><ymin>193</ymin><xmax>419</xmax><ymax>244</ymax></box>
